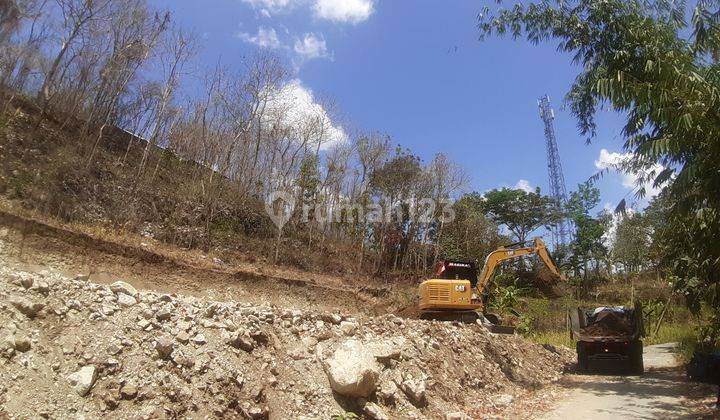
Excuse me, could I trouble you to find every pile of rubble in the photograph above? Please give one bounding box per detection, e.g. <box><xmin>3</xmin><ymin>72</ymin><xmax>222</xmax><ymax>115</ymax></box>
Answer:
<box><xmin>581</xmin><ymin>309</ymin><xmax>636</xmax><ymax>337</ymax></box>
<box><xmin>0</xmin><ymin>265</ymin><xmax>572</xmax><ymax>419</ymax></box>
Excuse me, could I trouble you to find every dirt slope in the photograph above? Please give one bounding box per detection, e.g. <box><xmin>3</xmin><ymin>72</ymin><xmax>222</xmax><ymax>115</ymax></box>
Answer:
<box><xmin>0</xmin><ymin>207</ymin><xmax>387</xmax><ymax>315</ymax></box>
<box><xmin>0</xmin><ymin>227</ymin><xmax>573</xmax><ymax>419</ymax></box>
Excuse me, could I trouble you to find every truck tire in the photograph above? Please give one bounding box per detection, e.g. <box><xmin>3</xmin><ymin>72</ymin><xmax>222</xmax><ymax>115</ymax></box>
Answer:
<box><xmin>576</xmin><ymin>341</ymin><xmax>589</xmax><ymax>373</ymax></box>
<box><xmin>629</xmin><ymin>340</ymin><xmax>644</xmax><ymax>375</ymax></box>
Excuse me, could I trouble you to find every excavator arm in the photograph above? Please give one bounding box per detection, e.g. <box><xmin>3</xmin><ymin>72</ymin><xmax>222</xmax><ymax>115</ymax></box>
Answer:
<box><xmin>475</xmin><ymin>237</ymin><xmax>563</xmax><ymax>297</ymax></box>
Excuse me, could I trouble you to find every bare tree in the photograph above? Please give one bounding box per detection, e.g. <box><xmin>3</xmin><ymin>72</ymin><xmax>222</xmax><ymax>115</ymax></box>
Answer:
<box><xmin>1</xmin><ymin>0</ymin><xmax>50</xmax><ymax>91</ymax></box>
<box><xmin>38</xmin><ymin>0</ymin><xmax>114</xmax><ymax>105</ymax></box>
<box><xmin>135</xmin><ymin>26</ymin><xmax>193</xmax><ymax>180</ymax></box>
<box><xmin>426</xmin><ymin>153</ymin><xmax>469</xmax><ymax>262</ymax></box>
<box><xmin>0</xmin><ymin>0</ymin><xmax>20</xmax><ymax>45</ymax></box>
<box><xmin>354</xmin><ymin>132</ymin><xmax>390</xmax><ymax>269</ymax></box>
<box><xmin>84</xmin><ymin>6</ymin><xmax>170</xmax><ymax>167</ymax></box>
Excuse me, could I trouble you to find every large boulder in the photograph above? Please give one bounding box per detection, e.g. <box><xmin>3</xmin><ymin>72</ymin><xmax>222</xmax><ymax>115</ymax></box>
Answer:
<box><xmin>324</xmin><ymin>340</ymin><xmax>381</xmax><ymax>398</ymax></box>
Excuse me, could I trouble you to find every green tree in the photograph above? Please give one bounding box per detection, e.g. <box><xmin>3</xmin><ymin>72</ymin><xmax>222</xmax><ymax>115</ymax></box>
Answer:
<box><xmin>479</xmin><ymin>0</ymin><xmax>720</xmax><ymax>337</ymax></box>
<box><xmin>369</xmin><ymin>148</ymin><xmax>423</xmax><ymax>271</ymax></box>
<box><xmin>565</xmin><ymin>183</ymin><xmax>608</xmax><ymax>285</ymax></box>
<box><xmin>612</xmin><ymin>212</ymin><xmax>652</xmax><ymax>274</ymax></box>
<box><xmin>439</xmin><ymin>192</ymin><xmax>504</xmax><ymax>261</ymax></box>
<box><xmin>482</xmin><ymin>187</ymin><xmax>561</xmax><ymax>242</ymax></box>
<box><xmin>297</xmin><ymin>155</ymin><xmax>320</xmax><ymax>203</ymax></box>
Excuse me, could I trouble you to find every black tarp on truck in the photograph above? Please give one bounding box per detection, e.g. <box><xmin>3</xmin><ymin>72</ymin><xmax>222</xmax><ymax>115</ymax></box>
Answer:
<box><xmin>569</xmin><ymin>303</ymin><xmax>645</xmax><ymax>374</ymax></box>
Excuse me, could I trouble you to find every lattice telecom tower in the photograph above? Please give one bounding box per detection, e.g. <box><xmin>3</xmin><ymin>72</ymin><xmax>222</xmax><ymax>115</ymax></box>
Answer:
<box><xmin>537</xmin><ymin>95</ymin><xmax>572</xmax><ymax>248</ymax></box>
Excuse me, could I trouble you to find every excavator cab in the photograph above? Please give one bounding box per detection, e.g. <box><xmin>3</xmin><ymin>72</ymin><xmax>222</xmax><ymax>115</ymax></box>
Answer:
<box><xmin>435</xmin><ymin>260</ymin><xmax>479</xmax><ymax>286</ymax></box>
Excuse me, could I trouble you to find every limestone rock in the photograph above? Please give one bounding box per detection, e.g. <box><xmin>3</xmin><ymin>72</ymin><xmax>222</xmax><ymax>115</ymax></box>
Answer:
<box><xmin>339</xmin><ymin>321</ymin><xmax>358</xmax><ymax>336</ymax></box>
<box><xmin>155</xmin><ymin>307</ymin><xmax>172</xmax><ymax>321</ymax></box>
<box><xmin>155</xmin><ymin>337</ymin><xmax>174</xmax><ymax>359</ymax></box>
<box><xmin>400</xmin><ymin>378</ymin><xmax>427</xmax><ymax>407</ymax></box>
<box><xmin>192</xmin><ymin>333</ymin><xmax>207</xmax><ymax>345</ymax></box>
<box><xmin>20</xmin><ymin>277</ymin><xmax>34</xmax><ymax>289</ymax></box>
<box><xmin>229</xmin><ymin>332</ymin><xmax>254</xmax><ymax>352</ymax></box>
<box><xmin>369</xmin><ymin>339</ymin><xmax>403</xmax><ymax>365</ymax></box>
<box><xmin>324</xmin><ymin>340</ymin><xmax>380</xmax><ymax>398</ymax></box>
<box><xmin>176</xmin><ymin>331</ymin><xmax>190</xmax><ymax>344</ymax></box>
<box><xmin>110</xmin><ymin>281</ymin><xmax>138</xmax><ymax>297</ymax></box>
<box><xmin>378</xmin><ymin>381</ymin><xmax>398</xmax><ymax>404</ymax></box>
<box><xmin>364</xmin><ymin>402</ymin><xmax>389</xmax><ymax>420</ymax></box>
<box><xmin>120</xmin><ymin>382</ymin><xmax>138</xmax><ymax>400</ymax></box>
<box><xmin>495</xmin><ymin>393</ymin><xmax>514</xmax><ymax>406</ymax></box>
<box><xmin>10</xmin><ymin>297</ymin><xmax>44</xmax><ymax>318</ymax></box>
<box><xmin>13</xmin><ymin>335</ymin><xmax>31</xmax><ymax>352</ymax></box>
<box><xmin>117</xmin><ymin>293</ymin><xmax>137</xmax><ymax>307</ymax></box>
<box><xmin>67</xmin><ymin>365</ymin><xmax>97</xmax><ymax>396</ymax></box>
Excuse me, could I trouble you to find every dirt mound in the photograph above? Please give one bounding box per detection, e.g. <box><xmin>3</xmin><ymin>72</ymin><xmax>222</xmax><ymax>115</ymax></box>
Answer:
<box><xmin>0</xmin><ymin>257</ymin><xmax>573</xmax><ymax>418</ymax></box>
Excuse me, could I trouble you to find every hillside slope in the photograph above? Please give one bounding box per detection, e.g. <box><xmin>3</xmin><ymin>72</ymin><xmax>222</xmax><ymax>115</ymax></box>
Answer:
<box><xmin>0</xmin><ymin>93</ymin><xmax>369</xmax><ymax>282</ymax></box>
<box><xmin>0</xmin><ymin>230</ymin><xmax>572</xmax><ymax>419</ymax></box>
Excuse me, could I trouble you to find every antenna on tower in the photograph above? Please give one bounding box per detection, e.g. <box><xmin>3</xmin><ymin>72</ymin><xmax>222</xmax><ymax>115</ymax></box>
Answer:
<box><xmin>538</xmin><ymin>95</ymin><xmax>572</xmax><ymax>248</ymax></box>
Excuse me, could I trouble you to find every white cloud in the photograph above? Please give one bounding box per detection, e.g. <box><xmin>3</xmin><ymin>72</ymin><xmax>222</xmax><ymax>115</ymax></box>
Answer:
<box><xmin>241</xmin><ymin>0</ymin><xmax>375</xmax><ymax>24</ymax></box>
<box><xmin>601</xmin><ymin>202</ymin><xmax>636</xmax><ymax>248</ymax></box>
<box><xmin>514</xmin><ymin>179</ymin><xmax>533</xmax><ymax>193</ymax></box>
<box><xmin>293</xmin><ymin>33</ymin><xmax>329</xmax><ymax>60</ymax></box>
<box><xmin>313</xmin><ymin>0</ymin><xmax>374</xmax><ymax>23</ymax></box>
<box><xmin>241</xmin><ymin>0</ymin><xmax>297</xmax><ymax>15</ymax></box>
<box><xmin>594</xmin><ymin>148</ymin><xmax>667</xmax><ymax>199</ymax></box>
<box><xmin>236</xmin><ymin>26</ymin><xmax>283</xmax><ymax>49</ymax></box>
<box><xmin>267</xmin><ymin>79</ymin><xmax>347</xmax><ymax>149</ymax></box>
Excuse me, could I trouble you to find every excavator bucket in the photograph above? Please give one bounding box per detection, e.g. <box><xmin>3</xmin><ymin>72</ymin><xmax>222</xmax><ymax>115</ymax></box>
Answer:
<box><xmin>533</xmin><ymin>265</ymin><xmax>566</xmax><ymax>298</ymax></box>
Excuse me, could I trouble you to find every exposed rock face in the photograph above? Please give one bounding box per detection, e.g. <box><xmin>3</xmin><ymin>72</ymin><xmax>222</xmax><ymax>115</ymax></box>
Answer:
<box><xmin>324</xmin><ymin>339</ymin><xmax>381</xmax><ymax>398</ymax></box>
<box><xmin>67</xmin><ymin>366</ymin><xmax>97</xmax><ymax>396</ymax></box>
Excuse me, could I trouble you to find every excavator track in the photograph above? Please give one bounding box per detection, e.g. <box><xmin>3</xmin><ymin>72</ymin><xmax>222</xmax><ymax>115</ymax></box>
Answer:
<box><xmin>419</xmin><ymin>311</ymin><xmax>515</xmax><ymax>334</ymax></box>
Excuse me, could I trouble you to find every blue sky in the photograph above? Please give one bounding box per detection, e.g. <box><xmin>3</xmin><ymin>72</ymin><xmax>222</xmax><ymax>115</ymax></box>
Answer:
<box><xmin>150</xmin><ymin>0</ymin><xmax>653</xmax><ymax>213</ymax></box>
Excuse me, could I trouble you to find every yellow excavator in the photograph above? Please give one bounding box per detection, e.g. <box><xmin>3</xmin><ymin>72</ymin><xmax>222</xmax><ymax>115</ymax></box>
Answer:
<box><xmin>419</xmin><ymin>237</ymin><xmax>564</xmax><ymax>327</ymax></box>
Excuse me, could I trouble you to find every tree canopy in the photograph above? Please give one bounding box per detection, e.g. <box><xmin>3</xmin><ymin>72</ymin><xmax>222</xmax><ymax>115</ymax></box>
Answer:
<box><xmin>482</xmin><ymin>187</ymin><xmax>561</xmax><ymax>242</ymax></box>
<box><xmin>480</xmin><ymin>0</ymin><xmax>720</xmax><ymax>333</ymax></box>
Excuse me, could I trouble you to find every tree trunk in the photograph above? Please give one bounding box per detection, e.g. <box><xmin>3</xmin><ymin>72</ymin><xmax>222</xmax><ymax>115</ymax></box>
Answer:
<box><xmin>38</xmin><ymin>20</ymin><xmax>85</xmax><ymax>105</ymax></box>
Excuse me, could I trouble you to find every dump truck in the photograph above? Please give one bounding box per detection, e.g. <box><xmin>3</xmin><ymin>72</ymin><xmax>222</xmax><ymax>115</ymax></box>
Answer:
<box><xmin>569</xmin><ymin>303</ymin><xmax>645</xmax><ymax>374</ymax></box>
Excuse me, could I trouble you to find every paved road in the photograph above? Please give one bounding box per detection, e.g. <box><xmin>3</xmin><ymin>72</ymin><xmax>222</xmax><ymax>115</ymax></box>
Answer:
<box><xmin>541</xmin><ymin>343</ymin><xmax>700</xmax><ymax>419</ymax></box>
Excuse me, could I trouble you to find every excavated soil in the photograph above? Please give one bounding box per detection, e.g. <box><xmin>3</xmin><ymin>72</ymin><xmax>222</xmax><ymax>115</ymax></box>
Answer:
<box><xmin>0</xmin><ymin>221</ymin><xmax>575</xmax><ymax>418</ymax></box>
<box><xmin>581</xmin><ymin>313</ymin><xmax>635</xmax><ymax>337</ymax></box>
